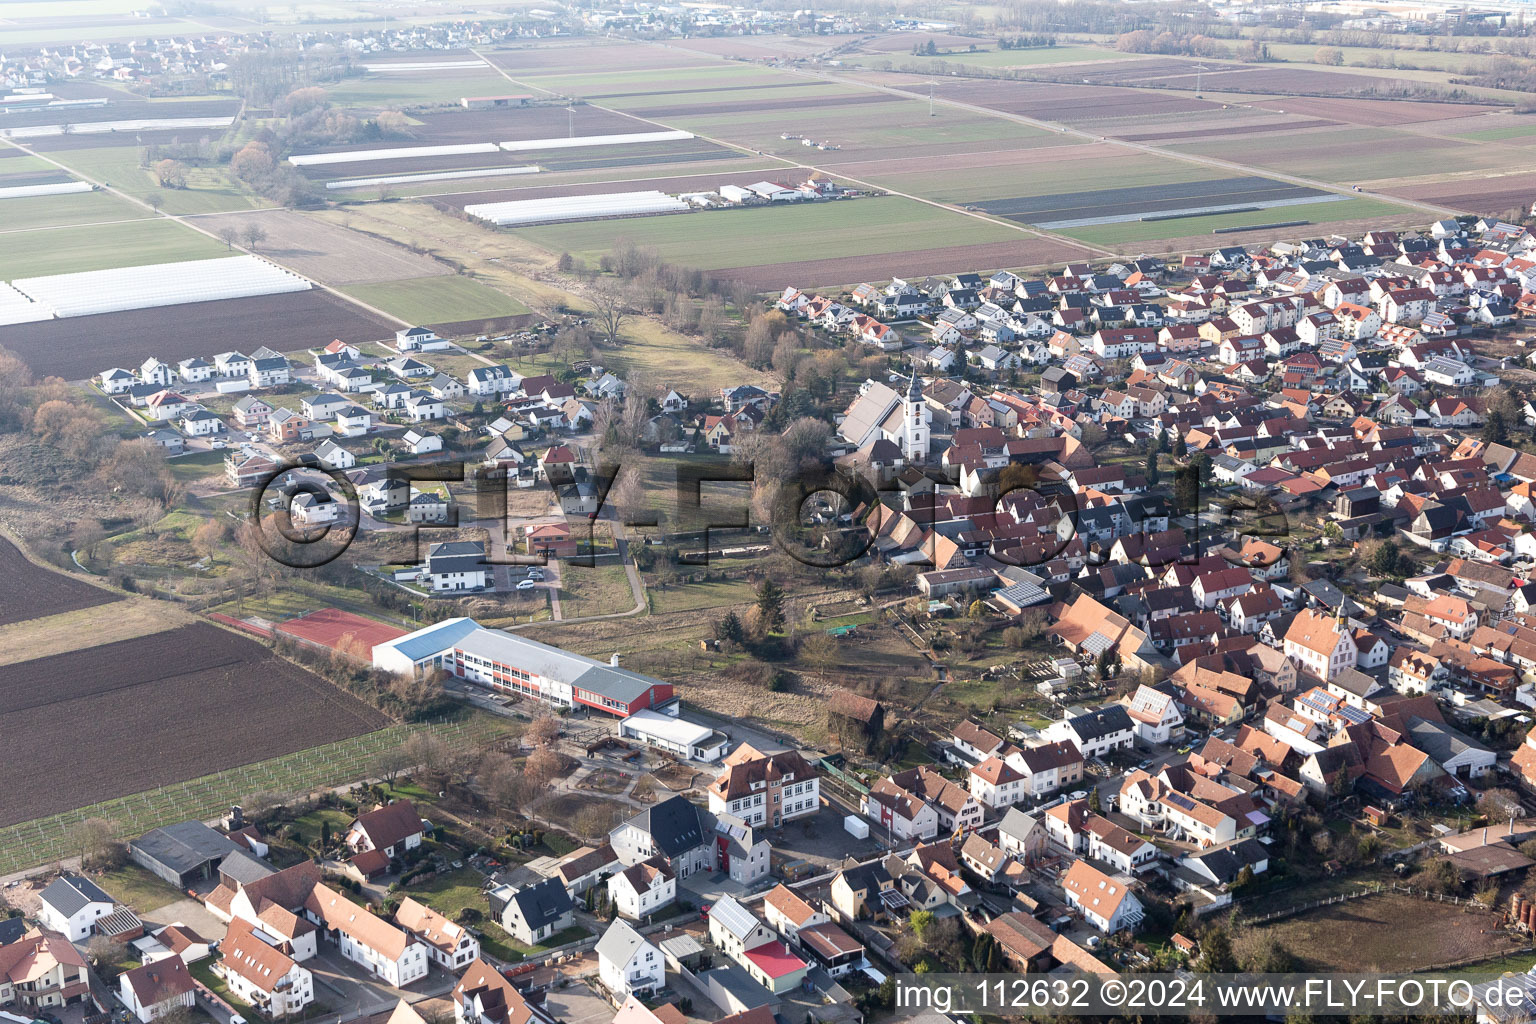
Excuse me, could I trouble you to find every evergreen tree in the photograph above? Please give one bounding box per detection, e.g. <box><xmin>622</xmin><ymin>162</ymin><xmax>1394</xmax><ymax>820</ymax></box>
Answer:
<box><xmin>1369</xmin><ymin>541</ymin><xmax>1401</xmax><ymax>578</ymax></box>
<box><xmin>1482</xmin><ymin>409</ymin><xmax>1509</xmax><ymax>445</ymax></box>
<box><xmin>714</xmin><ymin>611</ymin><xmax>745</xmax><ymax>644</ymax></box>
<box><xmin>1145</xmin><ymin>441</ymin><xmax>1161</xmax><ymax>487</ymax></box>
<box><xmin>1171</xmin><ymin>431</ymin><xmax>1188</xmax><ymax>458</ymax></box>
<box><xmin>755</xmin><ymin>578</ymin><xmax>786</xmax><ymax>634</ymax></box>
<box><xmin>1195</xmin><ymin>926</ymin><xmax>1237</xmax><ymax>973</ymax></box>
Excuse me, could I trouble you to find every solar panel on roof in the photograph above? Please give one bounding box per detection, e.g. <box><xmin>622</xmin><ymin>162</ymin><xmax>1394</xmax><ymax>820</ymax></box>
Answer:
<box><xmin>1082</xmin><ymin>632</ymin><xmax>1114</xmax><ymax>656</ymax></box>
<box><xmin>1166</xmin><ymin>793</ymin><xmax>1197</xmax><ymax>812</ymax></box>
<box><xmin>1339</xmin><ymin>705</ymin><xmax>1371</xmax><ymax>725</ymax></box>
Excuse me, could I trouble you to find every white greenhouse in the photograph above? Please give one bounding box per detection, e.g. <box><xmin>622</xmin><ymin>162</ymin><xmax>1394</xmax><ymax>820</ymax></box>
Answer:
<box><xmin>0</xmin><ymin>181</ymin><xmax>92</xmax><ymax>200</ymax></box>
<box><xmin>0</xmin><ymin>282</ymin><xmax>52</xmax><ymax>326</ymax></box>
<box><xmin>497</xmin><ymin>130</ymin><xmax>694</xmax><ymax>153</ymax></box>
<box><xmin>362</xmin><ymin>60</ymin><xmax>487</xmax><ymax>71</ymax></box>
<box><xmin>464</xmin><ymin>190</ymin><xmax>689</xmax><ymax>227</ymax></box>
<box><xmin>10</xmin><ymin>255</ymin><xmax>312</xmax><ymax>319</ymax></box>
<box><xmin>288</xmin><ymin>143</ymin><xmax>500</xmax><ymax>167</ymax></box>
<box><xmin>325</xmin><ymin>165</ymin><xmax>538</xmax><ymax>190</ymax></box>
<box><xmin>2</xmin><ymin>116</ymin><xmax>234</xmax><ymax>139</ymax></box>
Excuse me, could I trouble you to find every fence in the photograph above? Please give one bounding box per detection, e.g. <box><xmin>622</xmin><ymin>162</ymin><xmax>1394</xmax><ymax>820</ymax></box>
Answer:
<box><xmin>1240</xmin><ymin>881</ymin><xmax>1496</xmax><ymax>927</ymax></box>
<box><xmin>0</xmin><ymin>715</ymin><xmax>514</xmax><ymax>876</ymax></box>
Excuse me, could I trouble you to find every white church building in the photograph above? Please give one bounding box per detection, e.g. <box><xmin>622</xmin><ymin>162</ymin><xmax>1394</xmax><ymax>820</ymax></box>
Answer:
<box><xmin>835</xmin><ymin>372</ymin><xmax>930</xmax><ymax>462</ymax></box>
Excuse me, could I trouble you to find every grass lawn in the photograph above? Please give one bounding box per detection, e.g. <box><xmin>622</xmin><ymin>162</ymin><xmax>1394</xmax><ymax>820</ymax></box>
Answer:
<box><xmin>45</xmin><ymin>146</ymin><xmax>267</xmax><ymax>216</ymax></box>
<box><xmin>166</xmin><ymin>449</ymin><xmax>227</xmax><ymax>482</ymax></box>
<box><xmin>0</xmin><ymin>188</ymin><xmax>153</xmax><ymax>230</ymax></box>
<box><xmin>514</xmin><ymin>195</ymin><xmax>1017</xmax><ymax>270</ymax></box>
<box><xmin>92</xmin><ymin>863</ymin><xmax>184</xmax><ymax>912</ymax></box>
<box><xmin>1056</xmin><ymin>198</ymin><xmax>1411</xmax><ymax>245</ymax></box>
<box><xmin>342</xmin><ymin>275</ymin><xmax>531</xmax><ymax>325</ymax></box>
<box><xmin>559</xmin><ymin>563</ymin><xmax>637</xmax><ymax>618</ymax></box>
<box><xmin>287</xmin><ymin>807</ymin><xmax>353</xmax><ymax>849</ymax></box>
<box><xmin>0</xmin><ymin>218</ymin><xmax>226</xmax><ymax>278</ymax></box>
<box><xmin>406</xmin><ymin>868</ymin><xmax>589</xmax><ymax>960</ymax></box>
<box><xmin>190</xmin><ymin>961</ymin><xmax>258</xmax><ymax>1017</ymax></box>
<box><xmin>646</xmin><ymin>578</ymin><xmax>757</xmax><ymax>614</ymax></box>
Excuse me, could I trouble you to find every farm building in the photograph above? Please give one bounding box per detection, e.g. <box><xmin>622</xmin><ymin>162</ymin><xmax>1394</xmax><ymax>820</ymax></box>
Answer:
<box><xmin>460</xmin><ymin>95</ymin><xmax>531</xmax><ymax>108</ymax></box>
<box><xmin>129</xmin><ymin>820</ymin><xmax>245</xmax><ymax>887</ymax></box>
<box><xmin>372</xmin><ymin>617</ymin><xmax>675</xmax><ymax>716</ymax></box>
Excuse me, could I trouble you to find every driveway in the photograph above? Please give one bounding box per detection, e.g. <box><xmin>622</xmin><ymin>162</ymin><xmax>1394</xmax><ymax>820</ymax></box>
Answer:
<box><xmin>306</xmin><ymin>951</ymin><xmax>455</xmax><ymax>1020</ymax></box>
<box><xmin>542</xmin><ymin>981</ymin><xmax>614</xmax><ymax>1024</ymax></box>
<box><xmin>139</xmin><ymin>898</ymin><xmax>228</xmax><ymax>942</ymax></box>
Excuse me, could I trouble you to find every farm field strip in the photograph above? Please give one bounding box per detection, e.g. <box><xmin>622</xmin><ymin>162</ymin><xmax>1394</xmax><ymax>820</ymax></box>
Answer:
<box><xmin>0</xmin><ymin>598</ymin><xmax>191</xmax><ymax>667</ymax></box>
<box><xmin>1056</xmin><ymin>197</ymin><xmax>1406</xmax><ymax>245</ymax></box>
<box><xmin>511</xmin><ymin>196</ymin><xmax>1024</xmax><ymax>271</ymax></box>
<box><xmin>341</xmin><ymin>274</ymin><xmax>532</xmax><ymax>325</ymax></box>
<box><xmin>0</xmin><ymin>621</ymin><xmax>392</xmax><ymax>828</ymax></box>
<box><xmin>0</xmin><ymin>714</ymin><xmax>515</xmax><ymax>875</ymax></box>
<box><xmin>194</xmin><ymin>208</ymin><xmax>452</xmax><ymax>285</ymax></box>
<box><xmin>0</xmin><ymin>217</ymin><xmax>227</xmax><ymax>279</ymax></box>
<box><xmin>0</xmin><ymin>187</ymin><xmax>154</xmax><ymax>231</ymax></box>
<box><xmin>970</xmin><ymin>175</ymin><xmax>1333</xmax><ymax>226</ymax></box>
<box><xmin>0</xmin><ymin>288</ymin><xmax>398</xmax><ymax>379</ymax></box>
<box><xmin>0</xmin><ymin>538</ymin><xmax>120</xmax><ymax>626</ymax></box>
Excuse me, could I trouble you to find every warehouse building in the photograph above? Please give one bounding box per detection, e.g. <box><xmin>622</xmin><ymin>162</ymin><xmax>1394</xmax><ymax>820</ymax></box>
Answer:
<box><xmin>373</xmin><ymin>617</ymin><xmax>674</xmax><ymax>716</ymax></box>
<box><xmin>129</xmin><ymin>821</ymin><xmax>244</xmax><ymax>886</ymax></box>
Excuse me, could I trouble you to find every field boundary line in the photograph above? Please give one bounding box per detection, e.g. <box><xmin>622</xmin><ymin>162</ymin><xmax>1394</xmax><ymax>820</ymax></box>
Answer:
<box><xmin>0</xmin><ymin>714</ymin><xmax>515</xmax><ymax>877</ymax></box>
<box><xmin>0</xmin><ymin>138</ymin><xmax>412</xmax><ymax>335</ymax></box>
<box><xmin>469</xmin><ymin>48</ymin><xmax>1111</xmax><ymax>262</ymax></box>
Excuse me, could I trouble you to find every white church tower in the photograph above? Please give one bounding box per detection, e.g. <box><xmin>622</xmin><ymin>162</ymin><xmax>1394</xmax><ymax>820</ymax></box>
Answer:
<box><xmin>902</xmin><ymin>369</ymin><xmax>930</xmax><ymax>463</ymax></box>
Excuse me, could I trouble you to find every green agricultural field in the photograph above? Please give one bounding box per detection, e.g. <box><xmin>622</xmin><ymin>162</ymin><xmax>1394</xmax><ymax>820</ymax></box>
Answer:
<box><xmin>0</xmin><ymin>218</ymin><xmax>226</xmax><ymax>279</ymax></box>
<box><xmin>513</xmin><ymin>195</ymin><xmax>1019</xmax><ymax>270</ymax></box>
<box><xmin>0</xmin><ymin>188</ymin><xmax>152</xmax><ymax>231</ymax></box>
<box><xmin>867</xmin><ymin>149</ymin><xmax>1207</xmax><ymax>206</ymax></box>
<box><xmin>1056</xmin><ymin>197</ymin><xmax>1409</xmax><ymax>245</ymax></box>
<box><xmin>342</xmin><ymin>275</ymin><xmax>531</xmax><ymax>324</ymax></box>
<box><xmin>1454</xmin><ymin>124</ymin><xmax>1536</xmax><ymax>142</ymax></box>
<box><xmin>1165</xmin><ymin>127</ymin><xmax>1517</xmax><ymax>183</ymax></box>
<box><xmin>900</xmin><ymin>45</ymin><xmax>1133</xmax><ymax>68</ymax></box>
<box><xmin>602</xmin><ymin>82</ymin><xmax>863</xmax><ymax>114</ymax></box>
<box><xmin>520</xmin><ymin>64</ymin><xmax>799</xmax><ymax>96</ymax></box>
<box><xmin>326</xmin><ymin>70</ymin><xmax>519</xmax><ymax>108</ymax></box>
<box><xmin>46</xmin><ymin>145</ymin><xmax>266</xmax><ymax>215</ymax></box>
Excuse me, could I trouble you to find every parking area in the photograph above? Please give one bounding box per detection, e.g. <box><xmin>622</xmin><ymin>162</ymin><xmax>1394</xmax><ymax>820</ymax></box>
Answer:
<box><xmin>541</xmin><ymin>981</ymin><xmax>614</xmax><ymax>1024</ymax></box>
<box><xmin>757</xmin><ymin>805</ymin><xmax>887</xmax><ymax>871</ymax></box>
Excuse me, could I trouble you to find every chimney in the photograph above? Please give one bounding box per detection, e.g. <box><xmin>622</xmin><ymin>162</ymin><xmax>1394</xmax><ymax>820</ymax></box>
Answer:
<box><xmin>610</xmin><ymin>653</ymin><xmax>620</xmax><ymax>667</ymax></box>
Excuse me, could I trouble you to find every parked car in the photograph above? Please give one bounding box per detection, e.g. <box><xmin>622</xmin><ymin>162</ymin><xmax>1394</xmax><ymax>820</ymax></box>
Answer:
<box><xmin>516</xmin><ymin>579</ymin><xmax>537</xmax><ymax>590</ymax></box>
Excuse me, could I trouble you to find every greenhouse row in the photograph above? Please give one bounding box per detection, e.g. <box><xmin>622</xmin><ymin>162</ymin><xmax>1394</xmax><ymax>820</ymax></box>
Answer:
<box><xmin>325</xmin><ymin>165</ymin><xmax>539</xmax><ymax>190</ymax></box>
<box><xmin>0</xmin><ymin>181</ymin><xmax>92</xmax><ymax>200</ymax></box>
<box><xmin>464</xmin><ymin>190</ymin><xmax>690</xmax><ymax>226</ymax></box>
<box><xmin>497</xmin><ymin>130</ymin><xmax>694</xmax><ymax>152</ymax></box>
<box><xmin>288</xmin><ymin>142</ymin><xmax>502</xmax><ymax>166</ymax></box>
<box><xmin>362</xmin><ymin>60</ymin><xmax>488</xmax><ymax>71</ymax></box>
<box><xmin>10</xmin><ymin>255</ymin><xmax>312</xmax><ymax>319</ymax></box>
<box><xmin>0</xmin><ymin>282</ymin><xmax>52</xmax><ymax>326</ymax></box>
<box><xmin>2</xmin><ymin>115</ymin><xmax>235</xmax><ymax>138</ymax></box>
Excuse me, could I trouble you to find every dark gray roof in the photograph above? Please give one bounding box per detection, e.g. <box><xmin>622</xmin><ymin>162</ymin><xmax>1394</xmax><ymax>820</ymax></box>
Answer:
<box><xmin>0</xmin><ymin>917</ymin><xmax>26</xmax><ymax>945</ymax></box>
<box><xmin>130</xmin><ymin>820</ymin><xmax>243</xmax><ymax>875</ymax></box>
<box><xmin>508</xmin><ymin>877</ymin><xmax>574</xmax><ymax>929</ymax></box>
<box><xmin>1407</xmin><ymin>716</ymin><xmax>1490</xmax><ymax>765</ymax></box>
<box><xmin>39</xmin><ymin>874</ymin><xmax>113</xmax><ymax>917</ymax></box>
<box><xmin>218</xmin><ymin>850</ymin><xmax>274</xmax><ymax>886</ymax></box>
<box><xmin>1067</xmin><ymin>705</ymin><xmax>1134</xmax><ymax>742</ymax></box>
<box><xmin>627</xmin><ymin>795</ymin><xmax>705</xmax><ymax>858</ymax></box>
